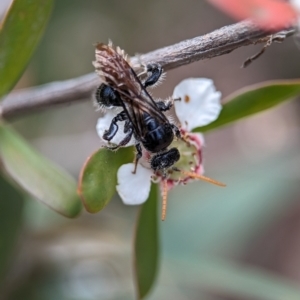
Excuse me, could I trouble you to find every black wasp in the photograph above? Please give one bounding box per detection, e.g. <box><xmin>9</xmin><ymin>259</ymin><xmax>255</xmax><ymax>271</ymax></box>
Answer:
<box><xmin>93</xmin><ymin>43</ymin><xmax>182</xmax><ymax>174</ymax></box>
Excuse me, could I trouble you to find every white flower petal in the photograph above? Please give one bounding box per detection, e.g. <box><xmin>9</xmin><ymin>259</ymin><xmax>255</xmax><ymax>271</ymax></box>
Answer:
<box><xmin>116</xmin><ymin>163</ymin><xmax>152</xmax><ymax>205</ymax></box>
<box><xmin>96</xmin><ymin>109</ymin><xmax>135</xmax><ymax>146</ymax></box>
<box><xmin>173</xmin><ymin>78</ymin><xmax>222</xmax><ymax>131</ymax></box>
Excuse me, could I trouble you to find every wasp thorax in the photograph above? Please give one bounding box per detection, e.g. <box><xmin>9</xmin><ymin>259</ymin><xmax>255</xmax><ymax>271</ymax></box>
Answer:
<box><xmin>95</xmin><ymin>84</ymin><xmax>122</xmax><ymax>108</ymax></box>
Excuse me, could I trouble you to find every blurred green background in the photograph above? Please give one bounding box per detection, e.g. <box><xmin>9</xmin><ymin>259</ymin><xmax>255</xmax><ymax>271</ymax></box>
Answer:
<box><xmin>1</xmin><ymin>0</ymin><xmax>300</xmax><ymax>299</ymax></box>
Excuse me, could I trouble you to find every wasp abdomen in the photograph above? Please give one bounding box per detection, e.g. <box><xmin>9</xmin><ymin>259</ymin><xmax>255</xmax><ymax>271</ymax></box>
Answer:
<box><xmin>142</xmin><ymin>114</ymin><xmax>174</xmax><ymax>152</ymax></box>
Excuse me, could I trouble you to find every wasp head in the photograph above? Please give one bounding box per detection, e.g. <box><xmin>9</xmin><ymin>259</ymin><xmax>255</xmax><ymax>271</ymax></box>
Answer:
<box><xmin>150</xmin><ymin>148</ymin><xmax>180</xmax><ymax>171</ymax></box>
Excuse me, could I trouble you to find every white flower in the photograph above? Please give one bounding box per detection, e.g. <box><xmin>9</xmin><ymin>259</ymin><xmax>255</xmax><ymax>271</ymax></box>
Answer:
<box><xmin>173</xmin><ymin>78</ymin><xmax>222</xmax><ymax>131</ymax></box>
<box><xmin>96</xmin><ymin>78</ymin><xmax>222</xmax><ymax>207</ymax></box>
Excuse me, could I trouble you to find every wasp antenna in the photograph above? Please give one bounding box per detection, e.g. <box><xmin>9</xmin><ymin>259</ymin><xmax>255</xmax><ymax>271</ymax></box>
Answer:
<box><xmin>181</xmin><ymin>171</ymin><xmax>226</xmax><ymax>187</ymax></box>
<box><xmin>161</xmin><ymin>180</ymin><xmax>168</xmax><ymax>221</ymax></box>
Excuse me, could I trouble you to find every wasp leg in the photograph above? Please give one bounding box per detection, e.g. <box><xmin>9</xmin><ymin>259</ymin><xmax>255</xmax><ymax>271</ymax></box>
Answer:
<box><xmin>117</xmin><ymin>127</ymin><xmax>134</xmax><ymax>147</ymax></box>
<box><xmin>171</xmin><ymin>124</ymin><xmax>191</xmax><ymax>145</ymax></box>
<box><xmin>171</xmin><ymin>124</ymin><xmax>181</xmax><ymax>139</ymax></box>
<box><xmin>155</xmin><ymin>99</ymin><xmax>174</xmax><ymax>112</ymax></box>
<box><xmin>144</xmin><ymin>64</ymin><xmax>163</xmax><ymax>88</ymax></box>
<box><xmin>103</xmin><ymin>111</ymin><xmax>128</xmax><ymax>141</ymax></box>
<box><xmin>132</xmin><ymin>143</ymin><xmax>143</xmax><ymax>174</ymax></box>
<box><xmin>171</xmin><ymin>124</ymin><xmax>191</xmax><ymax>146</ymax></box>
<box><xmin>123</xmin><ymin>120</ymin><xmax>131</xmax><ymax>133</ymax></box>
<box><xmin>106</xmin><ymin>126</ymin><xmax>134</xmax><ymax>151</ymax></box>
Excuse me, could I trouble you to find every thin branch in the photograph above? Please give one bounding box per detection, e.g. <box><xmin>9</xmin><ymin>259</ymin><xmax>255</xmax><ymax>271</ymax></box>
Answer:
<box><xmin>241</xmin><ymin>29</ymin><xmax>295</xmax><ymax>68</ymax></box>
<box><xmin>0</xmin><ymin>21</ymin><xmax>294</xmax><ymax>119</ymax></box>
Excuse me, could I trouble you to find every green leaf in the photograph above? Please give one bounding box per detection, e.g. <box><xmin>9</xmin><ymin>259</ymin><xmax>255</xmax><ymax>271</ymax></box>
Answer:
<box><xmin>0</xmin><ymin>0</ymin><xmax>53</xmax><ymax>97</ymax></box>
<box><xmin>197</xmin><ymin>80</ymin><xmax>300</xmax><ymax>132</ymax></box>
<box><xmin>0</xmin><ymin>174</ymin><xmax>23</xmax><ymax>288</ymax></box>
<box><xmin>78</xmin><ymin>147</ymin><xmax>133</xmax><ymax>213</ymax></box>
<box><xmin>0</xmin><ymin>123</ymin><xmax>82</xmax><ymax>218</ymax></box>
<box><xmin>134</xmin><ymin>184</ymin><xmax>159</xmax><ymax>300</ymax></box>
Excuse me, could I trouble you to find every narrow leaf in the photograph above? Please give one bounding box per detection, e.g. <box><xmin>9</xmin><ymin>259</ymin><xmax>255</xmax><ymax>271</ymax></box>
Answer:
<box><xmin>0</xmin><ymin>123</ymin><xmax>82</xmax><ymax>218</ymax></box>
<box><xmin>0</xmin><ymin>0</ymin><xmax>53</xmax><ymax>97</ymax></box>
<box><xmin>134</xmin><ymin>184</ymin><xmax>159</xmax><ymax>300</ymax></box>
<box><xmin>197</xmin><ymin>80</ymin><xmax>300</xmax><ymax>132</ymax></box>
<box><xmin>78</xmin><ymin>147</ymin><xmax>133</xmax><ymax>213</ymax></box>
<box><xmin>0</xmin><ymin>174</ymin><xmax>23</xmax><ymax>289</ymax></box>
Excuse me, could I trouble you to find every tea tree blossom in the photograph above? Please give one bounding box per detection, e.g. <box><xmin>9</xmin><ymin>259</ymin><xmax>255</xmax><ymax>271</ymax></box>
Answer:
<box><xmin>96</xmin><ymin>78</ymin><xmax>225</xmax><ymax>220</ymax></box>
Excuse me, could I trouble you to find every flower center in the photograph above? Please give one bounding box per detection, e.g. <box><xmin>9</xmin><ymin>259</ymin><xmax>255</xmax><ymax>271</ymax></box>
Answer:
<box><xmin>152</xmin><ymin>131</ymin><xmax>203</xmax><ymax>187</ymax></box>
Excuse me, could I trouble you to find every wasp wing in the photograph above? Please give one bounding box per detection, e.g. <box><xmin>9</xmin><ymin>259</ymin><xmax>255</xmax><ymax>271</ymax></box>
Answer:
<box><xmin>94</xmin><ymin>43</ymin><xmax>168</xmax><ymax>137</ymax></box>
